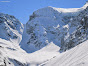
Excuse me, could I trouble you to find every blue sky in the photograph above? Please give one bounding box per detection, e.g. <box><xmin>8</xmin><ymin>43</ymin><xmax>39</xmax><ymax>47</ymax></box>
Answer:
<box><xmin>0</xmin><ymin>0</ymin><xmax>87</xmax><ymax>24</ymax></box>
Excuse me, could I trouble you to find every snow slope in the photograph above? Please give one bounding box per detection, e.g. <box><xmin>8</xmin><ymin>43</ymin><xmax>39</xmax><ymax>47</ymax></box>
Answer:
<box><xmin>0</xmin><ymin>38</ymin><xmax>60</xmax><ymax>66</ymax></box>
<box><xmin>0</xmin><ymin>36</ymin><xmax>88</xmax><ymax>66</ymax></box>
<box><xmin>40</xmin><ymin>40</ymin><xmax>88</xmax><ymax>66</ymax></box>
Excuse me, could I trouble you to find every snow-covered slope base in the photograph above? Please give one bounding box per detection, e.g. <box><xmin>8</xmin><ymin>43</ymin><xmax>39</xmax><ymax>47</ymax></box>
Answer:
<box><xmin>0</xmin><ymin>38</ymin><xmax>60</xmax><ymax>66</ymax></box>
<box><xmin>40</xmin><ymin>40</ymin><xmax>88</xmax><ymax>66</ymax></box>
<box><xmin>0</xmin><ymin>38</ymin><xmax>28</xmax><ymax>66</ymax></box>
<box><xmin>0</xmin><ymin>36</ymin><xmax>88</xmax><ymax>66</ymax></box>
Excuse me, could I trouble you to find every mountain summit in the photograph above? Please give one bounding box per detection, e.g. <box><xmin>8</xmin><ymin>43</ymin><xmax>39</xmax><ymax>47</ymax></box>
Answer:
<box><xmin>20</xmin><ymin>2</ymin><xmax>88</xmax><ymax>53</ymax></box>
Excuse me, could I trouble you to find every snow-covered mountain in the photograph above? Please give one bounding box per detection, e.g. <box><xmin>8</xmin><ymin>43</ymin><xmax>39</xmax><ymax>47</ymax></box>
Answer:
<box><xmin>0</xmin><ymin>2</ymin><xmax>88</xmax><ymax>66</ymax></box>
<box><xmin>0</xmin><ymin>13</ymin><xmax>60</xmax><ymax>66</ymax></box>
<box><xmin>0</xmin><ymin>13</ymin><xmax>24</xmax><ymax>44</ymax></box>
<box><xmin>21</xmin><ymin>2</ymin><xmax>88</xmax><ymax>52</ymax></box>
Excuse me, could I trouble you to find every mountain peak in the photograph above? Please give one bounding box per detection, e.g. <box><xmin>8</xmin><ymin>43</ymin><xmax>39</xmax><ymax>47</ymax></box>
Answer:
<box><xmin>82</xmin><ymin>1</ymin><xmax>88</xmax><ymax>9</ymax></box>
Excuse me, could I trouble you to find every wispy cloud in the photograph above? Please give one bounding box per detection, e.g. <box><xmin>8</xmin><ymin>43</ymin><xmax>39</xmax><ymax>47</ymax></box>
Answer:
<box><xmin>0</xmin><ymin>1</ymin><xmax>10</xmax><ymax>2</ymax></box>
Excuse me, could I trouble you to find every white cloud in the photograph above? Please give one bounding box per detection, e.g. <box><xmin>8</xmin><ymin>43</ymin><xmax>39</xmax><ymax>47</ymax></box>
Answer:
<box><xmin>0</xmin><ymin>1</ymin><xmax>10</xmax><ymax>2</ymax></box>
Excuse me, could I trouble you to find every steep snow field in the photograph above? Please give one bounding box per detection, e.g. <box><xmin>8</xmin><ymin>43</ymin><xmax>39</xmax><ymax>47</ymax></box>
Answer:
<box><xmin>1</xmin><ymin>36</ymin><xmax>88</xmax><ymax>66</ymax></box>
<box><xmin>0</xmin><ymin>38</ymin><xmax>60</xmax><ymax>66</ymax></box>
<box><xmin>40</xmin><ymin>40</ymin><xmax>88</xmax><ymax>66</ymax></box>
